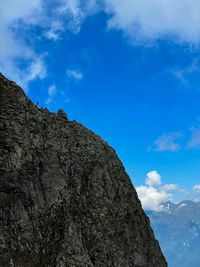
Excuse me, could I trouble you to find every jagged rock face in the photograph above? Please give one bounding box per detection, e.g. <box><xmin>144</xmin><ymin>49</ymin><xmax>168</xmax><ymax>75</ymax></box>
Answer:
<box><xmin>0</xmin><ymin>73</ymin><xmax>167</xmax><ymax>267</ymax></box>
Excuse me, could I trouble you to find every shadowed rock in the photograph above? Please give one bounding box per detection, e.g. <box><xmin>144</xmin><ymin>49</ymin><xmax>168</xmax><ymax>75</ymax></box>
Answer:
<box><xmin>0</xmin><ymin>73</ymin><xmax>167</xmax><ymax>266</ymax></box>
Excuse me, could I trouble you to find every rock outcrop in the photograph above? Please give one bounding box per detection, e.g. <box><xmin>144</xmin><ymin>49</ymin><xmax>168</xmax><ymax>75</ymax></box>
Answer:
<box><xmin>0</xmin><ymin>73</ymin><xmax>167</xmax><ymax>266</ymax></box>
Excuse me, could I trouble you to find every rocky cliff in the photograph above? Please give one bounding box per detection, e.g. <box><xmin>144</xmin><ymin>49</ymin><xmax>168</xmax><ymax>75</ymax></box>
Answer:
<box><xmin>0</xmin><ymin>73</ymin><xmax>167</xmax><ymax>267</ymax></box>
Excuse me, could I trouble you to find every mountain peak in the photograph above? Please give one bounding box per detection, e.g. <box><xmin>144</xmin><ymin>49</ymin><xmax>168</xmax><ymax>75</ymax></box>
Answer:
<box><xmin>0</xmin><ymin>73</ymin><xmax>35</xmax><ymax>115</ymax></box>
<box><xmin>0</xmin><ymin>74</ymin><xmax>167</xmax><ymax>266</ymax></box>
<box><xmin>148</xmin><ymin>199</ymin><xmax>200</xmax><ymax>267</ymax></box>
<box><xmin>0</xmin><ymin>72</ymin><xmax>25</xmax><ymax>97</ymax></box>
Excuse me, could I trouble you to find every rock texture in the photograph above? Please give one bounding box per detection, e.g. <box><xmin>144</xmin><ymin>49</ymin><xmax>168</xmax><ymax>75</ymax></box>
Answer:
<box><xmin>0</xmin><ymin>73</ymin><xmax>167</xmax><ymax>267</ymax></box>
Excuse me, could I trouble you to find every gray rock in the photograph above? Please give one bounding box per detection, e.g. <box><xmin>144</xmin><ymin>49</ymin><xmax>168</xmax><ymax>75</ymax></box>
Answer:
<box><xmin>0</xmin><ymin>73</ymin><xmax>167</xmax><ymax>266</ymax></box>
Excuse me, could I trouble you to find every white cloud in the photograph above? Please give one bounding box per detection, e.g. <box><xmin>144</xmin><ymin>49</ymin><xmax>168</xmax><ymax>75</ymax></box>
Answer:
<box><xmin>48</xmin><ymin>85</ymin><xmax>57</xmax><ymax>97</ymax></box>
<box><xmin>0</xmin><ymin>0</ymin><xmax>98</xmax><ymax>90</ymax></box>
<box><xmin>0</xmin><ymin>0</ymin><xmax>46</xmax><ymax>89</ymax></box>
<box><xmin>59</xmin><ymin>0</ymin><xmax>81</xmax><ymax>14</ymax></box>
<box><xmin>67</xmin><ymin>69</ymin><xmax>83</xmax><ymax>80</ymax></box>
<box><xmin>64</xmin><ymin>98</ymin><xmax>70</xmax><ymax>103</ymax></box>
<box><xmin>137</xmin><ymin>171</ymin><xmax>200</xmax><ymax>210</ymax></box>
<box><xmin>4</xmin><ymin>0</ymin><xmax>200</xmax><ymax>91</ymax></box>
<box><xmin>136</xmin><ymin>185</ymin><xmax>171</xmax><ymax>212</ymax></box>
<box><xmin>56</xmin><ymin>0</ymin><xmax>101</xmax><ymax>34</ymax></box>
<box><xmin>193</xmin><ymin>185</ymin><xmax>200</xmax><ymax>193</ymax></box>
<box><xmin>45</xmin><ymin>98</ymin><xmax>52</xmax><ymax>105</ymax></box>
<box><xmin>0</xmin><ymin>0</ymin><xmax>42</xmax><ymax>59</ymax></box>
<box><xmin>136</xmin><ymin>170</ymin><xmax>182</xmax><ymax>211</ymax></box>
<box><xmin>172</xmin><ymin>58</ymin><xmax>200</xmax><ymax>85</ymax></box>
<box><xmin>160</xmin><ymin>184</ymin><xmax>182</xmax><ymax>192</ymax></box>
<box><xmin>173</xmin><ymin>70</ymin><xmax>188</xmax><ymax>85</ymax></box>
<box><xmin>1</xmin><ymin>58</ymin><xmax>46</xmax><ymax>92</ymax></box>
<box><xmin>151</xmin><ymin>122</ymin><xmax>200</xmax><ymax>152</ymax></box>
<box><xmin>60</xmin><ymin>0</ymin><xmax>100</xmax><ymax>15</ymax></box>
<box><xmin>46</xmin><ymin>84</ymin><xmax>57</xmax><ymax>104</ymax></box>
<box><xmin>84</xmin><ymin>0</ymin><xmax>101</xmax><ymax>15</ymax></box>
<box><xmin>187</xmin><ymin>127</ymin><xmax>200</xmax><ymax>149</ymax></box>
<box><xmin>0</xmin><ymin>0</ymin><xmax>42</xmax><ymax>25</ymax></box>
<box><xmin>0</xmin><ymin>0</ymin><xmax>91</xmax><ymax>90</ymax></box>
<box><xmin>58</xmin><ymin>0</ymin><xmax>84</xmax><ymax>34</ymax></box>
<box><xmin>104</xmin><ymin>0</ymin><xmax>200</xmax><ymax>44</ymax></box>
<box><xmin>153</xmin><ymin>132</ymin><xmax>182</xmax><ymax>151</ymax></box>
<box><xmin>192</xmin><ymin>185</ymin><xmax>200</xmax><ymax>201</ymax></box>
<box><xmin>45</xmin><ymin>21</ymin><xmax>64</xmax><ymax>41</ymax></box>
<box><xmin>27</xmin><ymin>59</ymin><xmax>47</xmax><ymax>81</ymax></box>
<box><xmin>145</xmin><ymin>171</ymin><xmax>161</xmax><ymax>187</ymax></box>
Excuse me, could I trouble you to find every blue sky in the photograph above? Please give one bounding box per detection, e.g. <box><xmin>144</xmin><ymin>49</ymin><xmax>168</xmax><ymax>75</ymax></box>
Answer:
<box><xmin>1</xmin><ymin>0</ymin><xmax>200</xmax><ymax>210</ymax></box>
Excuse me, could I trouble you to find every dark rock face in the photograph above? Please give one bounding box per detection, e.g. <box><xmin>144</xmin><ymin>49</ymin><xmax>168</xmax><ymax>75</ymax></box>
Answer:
<box><xmin>0</xmin><ymin>73</ymin><xmax>167</xmax><ymax>267</ymax></box>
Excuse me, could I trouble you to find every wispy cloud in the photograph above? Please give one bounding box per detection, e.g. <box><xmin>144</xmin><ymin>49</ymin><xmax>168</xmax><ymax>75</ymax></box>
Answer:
<box><xmin>160</xmin><ymin>184</ymin><xmax>182</xmax><ymax>192</ymax></box>
<box><xmin>0</xmin><ymin>0</ymin><xmax>92</xmax><ymax>90</ymax></box>
<box><xmin>187</xmin><ymin>127</ymin><xmax>200</xmax><ymax>149</ymax></box>
<box><xmin>58</xmin><ymin>0</ymin><xmax>84</xmax><ymax>34</ymax></box>
<box><xmin>27</xmin><ymin>59</ymin><xmax>47</xmax><ymax>82</ymax></box>
<box><xmin>151</xmin><ymin>123</ymin><xmax>200</xmax><ymax>151</ymax></box>
<box><xmin>48</xmin><ymin>84</ymin><xmax>56</xmax><ymax>96</ymax></box>
<box><xmin>45</xmin><ymin>21</ymin><xmax>64</xmax><ymax>41</ymax></box>
<box><xmin>45</xmin><ymin>84</ymin><xmax>57</xmax><ymax>104</ymax></box>
<box><xmin>173</xmin><ymin>70</ymin><xmax>188</xmax><ymax>85</ymax></box>
<box><xmin>2</xmin><ymin>58</ymin><xmax>46</xmax><ymax>92</ymax></box>
<box><xmin>104</xmin><ymin>0</ymin><xmax>200</xmax><ymax>45</ymax></box>
<box><xmin>153</xmin><ymin>132</ymin><xmax>183</xmax><ymax>152</ymax></box>
<box><xmin>0</xmin><ymin>0</ymin><xmax>46</xmax><ymax>89</ymax></box>
<box><xmin>172</xmin><ymin>58</ymin><xmax>200</xmax><ymax>86</ymax></box>
<box><xmin>67</xmin><ymin>69</ymin><xmax>83</xmax><ymax>80</ymax></box>
<box><xmin>5</xmin><ymin>0</ymin><xmax>200</xmax><ymax>94</ymax></box>
<box><xmin>193</xmin><ymin>185</ymin><xmax>200</xmax><ymax>193</ymax></box>
<box><xmin>191</xmin><ymin>185</ymin><xmax>200</xmax><ymax>201</ymax></box>
<box><xmin>56</xmin><ymin>0</ymin><xmax>101</xmax><ymax>34</ymax></box>
<box><xmin>64</xmin><ymin>98</ymin><xmax>70</xmax><ymax>103</ymax></box>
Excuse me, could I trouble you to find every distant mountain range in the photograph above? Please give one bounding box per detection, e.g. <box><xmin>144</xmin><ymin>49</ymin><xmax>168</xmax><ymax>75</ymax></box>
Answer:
<box><xmin>146</xmin><ymin>201</ymin><xmax>200</xmax><ymax>267</ymax></box>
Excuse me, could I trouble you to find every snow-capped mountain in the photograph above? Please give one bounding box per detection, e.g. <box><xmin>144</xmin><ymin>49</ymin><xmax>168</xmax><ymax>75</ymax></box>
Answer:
<box><xmin>146</xmin><ymin>201</ymin><xmax>200</xmax><ymax>267</ymax></box>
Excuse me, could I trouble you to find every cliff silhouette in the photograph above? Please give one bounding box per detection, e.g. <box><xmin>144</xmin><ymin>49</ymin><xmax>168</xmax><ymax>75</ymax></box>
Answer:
<box><xmin>0</xmin><ymin>73</ymin><xmax>167</xmax><ymax>266</ymax></box>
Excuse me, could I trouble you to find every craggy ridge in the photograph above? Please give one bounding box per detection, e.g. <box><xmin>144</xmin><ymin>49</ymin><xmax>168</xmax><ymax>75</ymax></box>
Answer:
<box><xmin>0</xmin><ymin>73</ymin><xmax>167</xmax><ymax>266</ymax></box>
